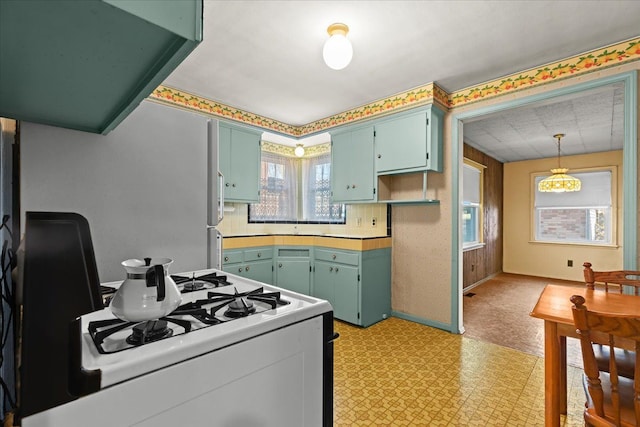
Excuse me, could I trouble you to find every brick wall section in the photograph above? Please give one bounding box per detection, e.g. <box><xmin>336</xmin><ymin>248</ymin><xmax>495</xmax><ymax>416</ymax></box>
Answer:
<box><xmin>539</xmin><ymin>209</ymin><xmax>586</xmax><ymax>240</ymax></box>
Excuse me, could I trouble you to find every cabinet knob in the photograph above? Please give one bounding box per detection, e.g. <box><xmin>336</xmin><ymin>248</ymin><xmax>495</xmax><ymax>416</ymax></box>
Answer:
<box><xmin>352</xmin><ymin>184</ymin><xmax>356</xmax><ymax>188</ymax></box>
<box><xmin>335</xmin><ymin>267</ymin><xmax>339</xmax><ymax>273</ymax></box>
<box><xmin>232</xmin><ymin>183</ymin><xmax>236</xmax><ymax>187</ymax></box>
<box><xmin>238</xmin><ymin>267</ymin><xmax>243</xmax><ymax>273</ymax></box>
<box><xmin>225</xmin><ymin>183</ymin><xmax>230</xmax><ymax>187</ymax></box>
<box><xmin>377</xmin><ymin>154</ymin><xmax>382</xmax><ymax>159</ymax></box>
<box><xmin>245</xmin><ymin>266</ymin><xmax>250</xmax><ymax>271</ymax></box>
<box><xmin>257</xmin><ymin>253</ymin><xmax>261</xmax><ymax>258</ymax></box>
<box><xmin>346</xmin><ymin>185</ymin><xmax>350</xmax><ymax>190</ymax></box>
<box><xmin>224</xmin><ymin>256</ymin><xmax>229</xmax><ymax>262</ymax></box>
<box><xmin>279</xmin><ymin>263</ymin><xmax>283</xmax><ymax>268</ymax></box>
<box><xmin>329</xmin><ymin>267</ymin><xmax>333</xmax><ymax>272</ymax></box>
<box><xmin>332</xmin><ymin>254</ymin><xmax>336</xmax><ymax>260</ymax></box>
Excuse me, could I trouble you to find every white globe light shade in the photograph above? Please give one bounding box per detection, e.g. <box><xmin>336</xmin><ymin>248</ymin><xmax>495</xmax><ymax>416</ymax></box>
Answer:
<box><xmin>294</xmin><ymin>144</ymin><xmax>305</xmax><ymax>157</ymax></box>
<box><xmin>323</xmin><ymin>33</ymin><xmax>353</xmax><ymax>70</ymax></box>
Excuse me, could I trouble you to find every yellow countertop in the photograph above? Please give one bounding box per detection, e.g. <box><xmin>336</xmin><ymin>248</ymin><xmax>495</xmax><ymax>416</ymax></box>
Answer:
<box><xmin>222</xmin><ymin>234</ymin><xmax>392</xmax><ymax>251</ymax></box>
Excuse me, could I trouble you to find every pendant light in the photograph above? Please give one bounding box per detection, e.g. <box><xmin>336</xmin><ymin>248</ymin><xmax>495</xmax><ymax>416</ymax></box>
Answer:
<box><xmin>294</xmin><ymin>143</ymin><xmax>305</xmax><ymax>157</ymax></box>
<box><xmin>323</xmin><ymin>23</ymin><xmax>353</xmax><ymax>70</ymax></box>
<box><xmin>537</xmin><ymin>133</ymin><xmax>581</xmax><ymax>193</ymax></box>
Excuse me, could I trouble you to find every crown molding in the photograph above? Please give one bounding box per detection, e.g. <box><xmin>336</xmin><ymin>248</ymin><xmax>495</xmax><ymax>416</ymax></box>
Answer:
<box><xmin>149</xmin><ymin>37</ymin><xmax>640</xmax><ymax>137</ymax></box>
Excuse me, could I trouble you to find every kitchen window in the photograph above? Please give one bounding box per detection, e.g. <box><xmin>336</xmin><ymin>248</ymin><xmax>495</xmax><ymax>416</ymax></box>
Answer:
<box><xmin>249</xmin><ymin>151</ymin><xmax>345</xmax><ymax>223</ymax></box>
<box><xmin>533</xmin><ymin>168</ymin><xmax>615</xmax><ymax>245</ymax></box>
<box><xmin>462</xmin><ymin>160</ymin><xmax>484</xmax><ymax>249</ymax></box>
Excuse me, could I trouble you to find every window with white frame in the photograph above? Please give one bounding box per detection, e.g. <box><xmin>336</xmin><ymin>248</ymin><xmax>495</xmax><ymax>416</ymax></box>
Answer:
<box><xmin>249</xmin><ymin>151</ymin><xmax>345</xmax><ymax>223</ymax></box>
<box><xmin>302</xmin><ymin>153</ymin><xmax>345</xmax><ymax>222</ymax></box>
<box><xmin>462</xmin><ymin>160</ymin><xmax>483</xmax><ymax>248</ymax></box>
<box><xmin>533</xmin><ymin>169</ymin><xmax>614</xmax><ymax>244</ymax></box>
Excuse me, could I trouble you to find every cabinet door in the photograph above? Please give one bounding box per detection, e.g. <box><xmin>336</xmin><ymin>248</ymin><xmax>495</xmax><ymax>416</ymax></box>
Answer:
<box><xmin>375</xmin><ymin>111</ymin><xmax>427</xmax><ymax>173</ymax></box>
<box><xmin>276</xmin><ymin>259</ymin><xmax>310</xmax><ymax>295</ymax></box>
<box><xmin>312</xmin><ymin>260</ymin><xmax>335</xmax><ymax>305</ymax></box>
<box><xmin>243</xmin><ymin>259</ymin><xmax>273</xmax><ymax>285</ymax></box>
<box><xmin>333</xmin><ymin>264</ymin><xmax>359</xmax><ymax>324</ymax></box>
<box><xmin>218</xmin><ymin>124</ymin><xmax>261</xmax><ymax>202</ymax></box>
<box><xmin>331</xmin><ymin>126</ymin><xmax>375</xmax><ymax>202</ymax></box>
<box><xmin>229</xmin><ymin>128</ymin><xmax>261</xmax><ymax>202</ymax></box>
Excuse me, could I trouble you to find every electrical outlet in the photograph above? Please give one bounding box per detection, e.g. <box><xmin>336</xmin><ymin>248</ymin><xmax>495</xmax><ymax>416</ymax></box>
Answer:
<box><xmin>372</xmin><ymin>217</ymin><xmax>377</xmax><ymax>227</ymax></box>
<box><xmin>567</xmin><ymin>260</ymin><xmax>573</xmax><ymax>267</ymax></box>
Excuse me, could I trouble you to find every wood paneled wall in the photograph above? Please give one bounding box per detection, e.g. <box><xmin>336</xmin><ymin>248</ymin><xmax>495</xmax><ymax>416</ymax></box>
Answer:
<box><xmin>463</xmin><ymin>144</ymin><xmax>503</xmax><ymax>289</ymax></box>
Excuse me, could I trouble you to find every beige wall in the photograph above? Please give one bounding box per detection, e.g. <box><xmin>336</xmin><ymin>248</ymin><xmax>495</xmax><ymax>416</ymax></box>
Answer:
<box><xmin>503</xmin><ymin>151</ymin><xmax>623</xmax><ymax>281</ymax></box>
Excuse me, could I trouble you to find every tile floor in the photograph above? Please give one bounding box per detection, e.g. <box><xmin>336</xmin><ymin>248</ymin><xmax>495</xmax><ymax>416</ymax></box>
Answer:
<box><xmin>333</xmin><ymin>274</ymin><xmax>587</xmax><ymax>426</ymax></box>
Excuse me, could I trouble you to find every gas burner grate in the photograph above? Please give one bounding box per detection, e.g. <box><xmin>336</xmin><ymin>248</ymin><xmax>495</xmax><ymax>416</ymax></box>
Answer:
<box><xmin>87</xmin><ymin>287</ymin><xmax>289</xmax><ymax>354</ymax></box>
<box><xmin>171</xmin><ymin>272</ymin><xmax>233</xmax><ymax>292</ymax></box>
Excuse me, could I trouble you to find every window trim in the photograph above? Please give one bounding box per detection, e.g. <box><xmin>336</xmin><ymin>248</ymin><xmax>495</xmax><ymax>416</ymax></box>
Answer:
<box><xmin>248</xmin><ymin>150</ymin><xmax>346</xmax><ymax>224</ymax></box>
<box><xmin>462</xmin><ymin>158</ymin><xmax>486</xmax><ymax>249</ymax></box>
<box><xmin>530</xmin><ymin>165</ymin><xmax>618</xmax><ymax>246</ymax></box>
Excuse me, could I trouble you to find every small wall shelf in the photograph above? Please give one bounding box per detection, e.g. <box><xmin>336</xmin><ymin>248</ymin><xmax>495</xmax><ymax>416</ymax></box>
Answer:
<box><xmin>377</xmin><ymin>172</ymin><xmax>440</xmax><ymax>205</ymax></box>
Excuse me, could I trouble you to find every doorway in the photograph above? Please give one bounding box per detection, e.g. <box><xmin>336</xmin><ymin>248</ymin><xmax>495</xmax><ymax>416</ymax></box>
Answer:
<box><xmin>450</xmin><ymin>71</ymin><xmax>638</xmax><ymax>334</ymax></box>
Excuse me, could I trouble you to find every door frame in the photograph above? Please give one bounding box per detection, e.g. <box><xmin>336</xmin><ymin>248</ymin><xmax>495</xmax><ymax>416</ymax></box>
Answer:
<box><xmin>450</xmin><ymin>70</ymin><xmax>638</xmax><ymax>334</ymax></box>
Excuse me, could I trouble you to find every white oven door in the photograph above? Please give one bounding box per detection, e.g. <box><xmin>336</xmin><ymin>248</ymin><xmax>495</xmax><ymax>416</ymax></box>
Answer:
<box><xmin>23</xmin><ymin>316</ymin><xmax>325</xmax><ymax>427</ymax></box>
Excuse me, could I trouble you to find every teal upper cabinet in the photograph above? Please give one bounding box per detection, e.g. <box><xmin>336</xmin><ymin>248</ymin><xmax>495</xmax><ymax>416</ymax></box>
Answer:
<box><xmin>331</xmin><ymin>125</ymin><xmax>376</xmax><ymax>202</ymax></box>
<box><xmin>374</xmin><ymin>105</ymin><xmax>445</xmax><ymax>174</ymax></box>
<box><xmin>0</xmin><ymin>0</ymin><xmax>202</xmax><ymax>134</ymax></box>
<box><xmin>219</xmin><ymin>123</ymin><xmax>261</xmax><ymax>202</ymax></box>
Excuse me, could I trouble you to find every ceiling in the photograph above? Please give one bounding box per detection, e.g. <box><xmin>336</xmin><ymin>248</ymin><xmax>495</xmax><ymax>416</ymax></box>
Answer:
<box><xmin>162</xmin><ymin>1</ymin><xmax>640</xmax><ymax>159</ymax></box>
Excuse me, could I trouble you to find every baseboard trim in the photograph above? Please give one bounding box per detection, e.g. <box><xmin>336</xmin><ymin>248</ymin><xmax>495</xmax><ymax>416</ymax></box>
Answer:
<box><xmin>391</xmin><ymin>311</ymin><xmax>455</xmax><ymax>333</ymax></box>
<box><xmin>462</xmin><ymin>271</ymin><xmax>502</xmax><ymax>294</ymax></box>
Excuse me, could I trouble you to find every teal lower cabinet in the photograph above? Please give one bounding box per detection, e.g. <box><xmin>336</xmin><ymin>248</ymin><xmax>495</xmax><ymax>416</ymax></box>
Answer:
<box><xmin>222</xmin><ymin>247</ymin><xmax>274</xmax><ymax>284</ymax></box>
<box><xmin>275</xmin><ymin>248</ymin><xmax>311</xmax><ymax>295</ymax></box>
<box><xmin>313</xmin><ymin>247</ymin><xmax>391</xmax><ymax>327</ymax></box>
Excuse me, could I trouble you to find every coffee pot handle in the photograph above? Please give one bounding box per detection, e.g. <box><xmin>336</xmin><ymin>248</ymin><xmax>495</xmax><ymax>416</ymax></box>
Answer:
<box><xmin>145</xmin><ymin>264</ymin><xmax>166</xmax><ymax>302</ymax></box>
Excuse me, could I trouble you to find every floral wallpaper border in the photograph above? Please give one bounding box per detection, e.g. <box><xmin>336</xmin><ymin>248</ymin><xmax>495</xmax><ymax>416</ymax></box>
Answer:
<box><xmin>262</xmin><ymin>141</ymin><xmax>330</xmax><ymax>157</ymax></box>
<box><xmin>149</xmin><ymin>37</ymin><xmax>640</xmax><ymax>137</ymax></box>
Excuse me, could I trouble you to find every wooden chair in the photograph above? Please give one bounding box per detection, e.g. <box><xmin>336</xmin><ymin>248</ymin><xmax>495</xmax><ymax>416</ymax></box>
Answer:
<box><xmin>583</xmin><ymin>262</ymin><xmax>640</xmax><ymax>295</ymax></box>
<box><xmin>571</xmin><ymin>294</ymin><xmax>640</xmax><ymax>426</ymax></box>
<box><xmin>584</xmin><ymin>262</ymin><xmax>640</xmax><ymax>379</ymax></box>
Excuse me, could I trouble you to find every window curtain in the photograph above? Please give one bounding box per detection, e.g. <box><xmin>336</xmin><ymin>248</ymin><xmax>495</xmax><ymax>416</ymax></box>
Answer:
<box><xmin>302</xmin><ymin>153</ymin><xmax>343</xmax><ymax>221</ymax></box>
<box><xmin>250</xmin><ymin>151</ymin><xmax>297</xmax><ymax>221</ymax></box>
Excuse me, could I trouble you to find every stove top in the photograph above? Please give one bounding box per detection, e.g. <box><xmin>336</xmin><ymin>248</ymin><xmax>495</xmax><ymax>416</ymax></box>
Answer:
<box><xmin>89</xmin><ymin>285</ymin><xmax>290</xmax><ymax>354</ymax></box>
<box><xmin>79</xmin><ymin>269</ymin><xmax>333</xmax><ymax>388</ymax></box>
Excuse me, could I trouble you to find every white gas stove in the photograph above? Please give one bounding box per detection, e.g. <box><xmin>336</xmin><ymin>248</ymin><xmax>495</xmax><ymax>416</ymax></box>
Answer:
<box><xmin>21</xmin><ymin>269</ymin><xmax>335</xmax><ymax>427</ymax></box>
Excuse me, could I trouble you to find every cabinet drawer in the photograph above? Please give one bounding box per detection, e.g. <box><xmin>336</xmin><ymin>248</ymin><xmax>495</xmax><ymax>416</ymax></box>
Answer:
<box><xmin>277</xmin><ymin>248</ymin><xmax>310</xmax><ymax>258</ymax></box>
<box><xmin>315</xmin><ymin>249</ymin><xmax>359</xmax><ymax>266</ymax></box>
<box><xmin>245</xmin><ymin>248</ymin><xmax>273</xmax><ymax>262</ymax></box>
<box><xmin>222</xmin><ymin>251</ymin><xmax>243</xmax><ymax>265</ymax></box>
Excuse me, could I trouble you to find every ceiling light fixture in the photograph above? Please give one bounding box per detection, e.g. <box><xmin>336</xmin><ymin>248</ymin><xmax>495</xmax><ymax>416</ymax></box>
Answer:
<box><xmin>538</xmin><ymin>133</ymin><xmax>581</xmax><ymax>193</ymax></box>
<box><xmin>323</xmin><ymin>23</ymin><xmax>353</xmax><ymax>70</ymax></box>
<box><xmin>294</xmin><ymin>143</ymin><xmax>305</xmax><ymax>157</ymax></box>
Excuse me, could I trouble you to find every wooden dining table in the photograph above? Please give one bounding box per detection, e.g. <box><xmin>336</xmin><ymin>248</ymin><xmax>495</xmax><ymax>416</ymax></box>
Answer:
<box><xmin>530</xmin><ymin>284</ymin><xmax>640</xmax><ymax>427</ymax></box>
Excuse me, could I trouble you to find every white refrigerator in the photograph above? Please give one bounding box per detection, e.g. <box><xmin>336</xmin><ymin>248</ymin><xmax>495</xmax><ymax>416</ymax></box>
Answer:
<box><xmin>20</xmin><ymin>101</ymin><xmax>225</xmax><ymax>281</ymax></box>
